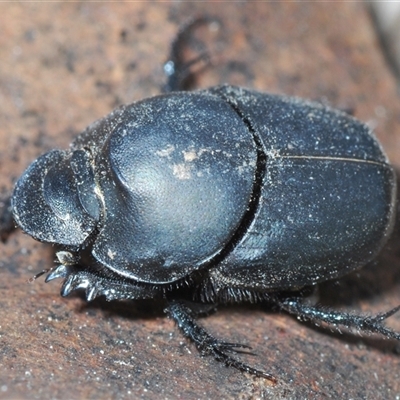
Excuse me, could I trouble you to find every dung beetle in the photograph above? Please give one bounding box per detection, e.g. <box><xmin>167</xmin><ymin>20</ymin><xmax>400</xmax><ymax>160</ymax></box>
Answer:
<box><xmin>3</xmin><ymin>19</ymin><xmax>400</xmax><ymax>382</ymax></box>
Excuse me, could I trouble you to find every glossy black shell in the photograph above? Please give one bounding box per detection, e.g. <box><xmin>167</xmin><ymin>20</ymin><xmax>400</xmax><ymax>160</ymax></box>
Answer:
<box><xmin>12</xmin><ymin>85</ymin><xmax>396</xmax><ymax>290</ymax></box>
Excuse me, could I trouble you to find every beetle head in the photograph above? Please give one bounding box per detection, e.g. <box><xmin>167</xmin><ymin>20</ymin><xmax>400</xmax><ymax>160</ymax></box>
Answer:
<box><xmin>12</xmin><ymin>148</ymin><xmax>102</xmax><ymax>247</ymax></box>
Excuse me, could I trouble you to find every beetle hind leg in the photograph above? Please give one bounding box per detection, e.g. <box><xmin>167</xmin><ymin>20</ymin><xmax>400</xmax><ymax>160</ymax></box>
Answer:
<box><xmin>276</xmin><ymin>296</ymin><xmax>400</xmax><ymax>340</ymax></box>
<box><xmin>165</xmin><ymin>300</ymin><xmax>277</xmax><ymax>383</ymax></box>
<box><xmin>163</xmin><ymin>16</ymin><xmax>221</xmax><ymax>92</ymax></box>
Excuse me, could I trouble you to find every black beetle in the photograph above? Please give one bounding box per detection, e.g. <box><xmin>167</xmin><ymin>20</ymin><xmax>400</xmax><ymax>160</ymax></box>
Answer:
<box><xmin>3</xmin><ymin>20</ymin><xmax>400</xmax><ymax>382</ymax></box>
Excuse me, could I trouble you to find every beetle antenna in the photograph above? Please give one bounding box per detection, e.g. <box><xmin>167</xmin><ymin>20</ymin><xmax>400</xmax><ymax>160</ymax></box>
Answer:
<box><xmin>28</xmin><ymin>267</ymin><xmax>53</xmax><ymax>283</ymax></box>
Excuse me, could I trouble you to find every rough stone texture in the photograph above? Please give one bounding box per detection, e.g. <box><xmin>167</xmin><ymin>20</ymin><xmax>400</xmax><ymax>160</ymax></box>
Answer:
<box><xmin>1</xmin><ymin>2</ymin><xmax>400</xmax><ymax>399</ymax></box>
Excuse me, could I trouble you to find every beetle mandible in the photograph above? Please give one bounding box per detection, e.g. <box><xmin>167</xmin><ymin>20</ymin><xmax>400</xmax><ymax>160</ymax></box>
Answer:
<box><xmin>2</xmin><ymin>18</ymin><xmax>400</xmax><ymax>382</ymax></box>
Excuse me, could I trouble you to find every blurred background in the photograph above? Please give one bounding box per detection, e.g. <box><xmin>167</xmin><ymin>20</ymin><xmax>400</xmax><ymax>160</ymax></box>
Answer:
<box><xmin>370</xmin><ymin>1</ymin><xmax>400</xmax><ymax>82</ymax></box>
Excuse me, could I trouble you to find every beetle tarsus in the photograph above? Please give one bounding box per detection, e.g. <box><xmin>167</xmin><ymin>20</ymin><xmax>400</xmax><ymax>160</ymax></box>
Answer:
<box><xmin>277</xmin><ymin>296</ymin><xmax>400</xmax><ymax>340</ymax></box>
<box><xmin>165</xmin><ymin>300</ymin><xmax>277</xmax><ymax>383</ymax></box>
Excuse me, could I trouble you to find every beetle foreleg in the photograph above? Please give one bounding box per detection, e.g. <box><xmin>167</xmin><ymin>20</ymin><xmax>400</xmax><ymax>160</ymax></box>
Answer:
<box><xmin>276</xmin><ymin>296</ymin><xmax>400</xmax><ymax>340</ymax></box>
<box><xmin>165</xmin><ymin>300</ymin><xmax>277</xmax><ymax>382</ymax></box>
